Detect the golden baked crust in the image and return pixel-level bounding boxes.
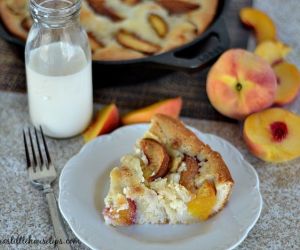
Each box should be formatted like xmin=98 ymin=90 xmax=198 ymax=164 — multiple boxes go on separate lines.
xmin=93 ymin=45 xmax=144 ymax=60
xmin=103 ymin=114 xmax=234 ymax=226
xmin=147 ymin=114 xmax=233 ymax=181
xmin=0 ymin=0 xmax=218 ymax=60
xmin=188 ymin=0 xmax=218 ymax=34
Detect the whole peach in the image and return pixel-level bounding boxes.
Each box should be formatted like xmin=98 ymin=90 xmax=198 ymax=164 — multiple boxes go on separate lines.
xmin=206 ymin=49 xmax=277 ymax=120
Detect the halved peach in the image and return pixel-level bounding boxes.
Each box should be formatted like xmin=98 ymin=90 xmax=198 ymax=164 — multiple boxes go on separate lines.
xmin=157 ymin=0 xmax=200 ymax=14
xmin=240 ymin=7 xmax=276 ymax=43
xmin=83 ymin=104 xmax=120 ymax=142
xmin=116 ymin=29 xmax=161 ymax=54
xmin=140 ymin=138 xmax=170 ymax=182
xmin=187 ymin=180 xmax=216 ymax=220
xmin=254 ymin=41 xmax=291 ymax=66
xmin=121 ymin=97 xmax=182 ymax=125
xmin=243 ymin=108 xmax=300 ymax=162
xmin=148 ymin=14 xmax=168 ymax=38
xmin=273 ymin=62 xmax=300 ymax=105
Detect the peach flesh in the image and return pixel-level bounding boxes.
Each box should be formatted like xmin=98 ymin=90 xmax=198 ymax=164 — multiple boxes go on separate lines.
xmin=273 ymin=62 xmax=300 ymax=105
xmin=254 ymin=41 xmax=291 ymax=66
xmin=83 ymin=104 xmax=119 ymax=142
xmin=121 ymin=97 xmax=182 ymax=125
xmin=240 ymin=7 xmax=276 ymax=43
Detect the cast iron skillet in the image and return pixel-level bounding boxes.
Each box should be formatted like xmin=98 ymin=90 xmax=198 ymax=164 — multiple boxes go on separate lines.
xmin=0 ymin=0 xmax=229 ymax=86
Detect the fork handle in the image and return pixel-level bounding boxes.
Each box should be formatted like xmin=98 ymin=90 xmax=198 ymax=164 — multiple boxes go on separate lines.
xmin=45 ymin=189 xmax=72 ymax=250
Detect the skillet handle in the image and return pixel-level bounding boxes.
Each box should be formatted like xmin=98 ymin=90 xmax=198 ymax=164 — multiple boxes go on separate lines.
xmin=150 ymin=17 xmax=230 ymax=70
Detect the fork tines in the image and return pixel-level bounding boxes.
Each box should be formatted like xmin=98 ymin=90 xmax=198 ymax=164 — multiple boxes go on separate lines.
xmin=23 ymin=126 xmax=51 ymax=171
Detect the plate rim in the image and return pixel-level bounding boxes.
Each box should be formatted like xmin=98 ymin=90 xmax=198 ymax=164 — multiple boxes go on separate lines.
xmin=58 ymin=123 xmax=263 ymax=250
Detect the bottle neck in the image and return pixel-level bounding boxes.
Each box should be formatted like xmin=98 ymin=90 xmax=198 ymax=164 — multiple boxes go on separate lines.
xmin=30 ymin=0 xmax=81 ymax=28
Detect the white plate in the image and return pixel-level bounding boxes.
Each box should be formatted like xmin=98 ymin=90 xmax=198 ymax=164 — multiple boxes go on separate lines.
xmin=59 ymin=124 xmax=262 ymax=250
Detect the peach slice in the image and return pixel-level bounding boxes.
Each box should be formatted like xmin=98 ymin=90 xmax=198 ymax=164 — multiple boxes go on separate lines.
xmin=87 ymin=32 xmax=104 ymax=53
xmin=206 ymin=49 xmax=277 ymax=120
xmin=121 ymin=0 xmax=140 ymax=5
xmin=6 ymin=0 xmax=27 ymax=15
xmin=87 ymin=0 xmax=123 ymax=21
xmin=140 ymin=138 xmax=170 ymax=182
xmin=121 ymin=97 xmax=182 ymax=125
xmin=148 ymin=14 xmax=168 ymax=38
xmin=273 ymin=62 xmax=300 ymax=105
xmin=243 ymin=108 xmax=300 ymax=162
xmin=83 ymin=104 xmax=119 ymax=142
xmin=103 ymin=198 xmax=136 ymax=225
xmin=21 ymin=17 xmax=32 ymax=31
xmin=162 ymin=21 xmax=197 ymax=52
xmin=157 ymin=0 xmax=200 ymax=14
xmin=254 ymin=41 xmax=292 ymax=66
xmin=179 ymin=155 xmax=199 ymax=193
xmin=116 ymin=30 xmax=161 ymax=54
xmin=187 ymin=181 xmax=216 ymax=220
xmin=240 ymin=7 xmax=276 ymax=43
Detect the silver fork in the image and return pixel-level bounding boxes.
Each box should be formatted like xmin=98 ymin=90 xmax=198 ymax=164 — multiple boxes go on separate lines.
xmin=23 ymin=127 xmax=72 ymax=250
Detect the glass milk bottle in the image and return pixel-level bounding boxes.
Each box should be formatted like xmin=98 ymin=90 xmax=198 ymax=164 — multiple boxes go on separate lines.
xmin=25 ymin=0 xmax=93 ymax=138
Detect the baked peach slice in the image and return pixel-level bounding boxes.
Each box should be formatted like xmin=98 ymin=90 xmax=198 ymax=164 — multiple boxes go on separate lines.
xmin=21 ymin=17 xmax=32 ymax=31
xmin=179 ymin=155 xmax=199 ymax=193
xmin=83 ymin=104 xmax=120 ymax=142
xmin=254 ymin=41 xmax=291 ymax=66
xmin=240 ymin=7 xmax=276 ymax=43
xmin=206 ymin=49 xmax=277 ymax=120
xmin=121 ymin=0 xmax=140 ymax=5
xmin=243 ymin=108 xmax=300 ymax=163
xmin=273 ymin=62 xmax=300 ymax=105
xmin=121 ymin=97 xmax=182 ymax=125
xmin=140 ymin=138 xmax=170 ymax=182
xmin=87 ymin=0 xmax=123 ymax=21
xmin=103 ymin=198 xmax=136 ymax=225
xmin=148 ymin=14 xmax=168 ymax=38
xmin=87 ymin=32 xmax=104 ymax=53
xmin=188 ymin=180 xmax=217 ymax=220
xmin=116 ymin=29 xmax=161 ymax=54
xmin=157 ymin=0 xmax=200 ymax=14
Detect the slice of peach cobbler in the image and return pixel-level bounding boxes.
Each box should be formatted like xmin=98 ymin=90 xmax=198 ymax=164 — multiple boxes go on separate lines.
xmin=103 ymin=114 xmax=234 ymax=225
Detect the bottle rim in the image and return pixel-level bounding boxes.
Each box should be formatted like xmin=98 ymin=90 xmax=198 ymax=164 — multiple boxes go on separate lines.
xmin=30 ymin=0 xmax=81 ymax=20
